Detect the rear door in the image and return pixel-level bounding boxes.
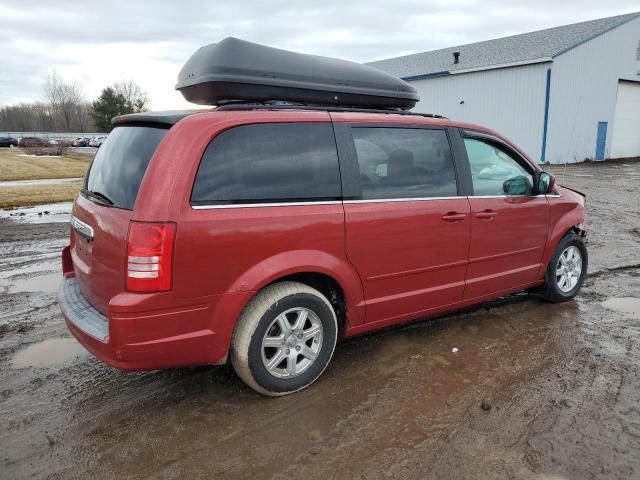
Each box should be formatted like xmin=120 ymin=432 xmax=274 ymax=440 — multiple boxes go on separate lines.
xmin=71 ymin=125 xmax=168 ymax=314
xmin=460 ymin=130 xmax=549 ymax=300
xmin=182 ymin=120 xmax=346 ymax=299
xmin=337 ymin=124 xmax=471 ymax=326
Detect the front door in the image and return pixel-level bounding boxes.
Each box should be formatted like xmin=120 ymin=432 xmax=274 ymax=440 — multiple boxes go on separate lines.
xmin=341 ymin=125 xmax=471 ymax=327
xmin=462 ymin=135 xmax=549 ymax=300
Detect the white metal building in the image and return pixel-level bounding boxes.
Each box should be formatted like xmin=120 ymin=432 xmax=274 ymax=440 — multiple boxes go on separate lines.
xmin=368 ymin=12 xmax=640 ymax=163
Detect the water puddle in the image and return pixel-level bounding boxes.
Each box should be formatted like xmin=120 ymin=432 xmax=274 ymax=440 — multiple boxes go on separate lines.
xmin=601 ymin=297 xmax=640 ymax=318
xmin=0 ymin=258 xmax=61 ymax=294
xmin=0 ymin=259 xmax=58 ymax=277
xmin=0 ymin=178 xmax=82 ymax=188
xmin=0 ymin=202 xmax=72 ymax=224
xmin=8 ymin=272 xmax=60 ymax=293
xmin=0 ymin=252 xmax=62 ymax=293
xmin=12 ymin=338 xmax=87 ymax=368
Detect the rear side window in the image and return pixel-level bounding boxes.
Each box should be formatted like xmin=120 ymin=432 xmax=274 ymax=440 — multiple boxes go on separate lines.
xmin=352 ymin=127 xmax=457 ymax=199
xmin=84 ymin=126 xmax=167 ymax=210
xmin=191 ymin=123 xmax=341 ymax=205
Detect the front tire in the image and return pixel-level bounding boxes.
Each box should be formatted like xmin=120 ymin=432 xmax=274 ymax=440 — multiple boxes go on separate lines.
xmin=541 ymin=232 xmax=588 ymax=303
xmin=230 ymin=281 xmax=338 ymax=396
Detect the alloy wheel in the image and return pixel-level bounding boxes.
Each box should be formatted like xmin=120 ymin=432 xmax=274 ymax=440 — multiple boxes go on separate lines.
xmin=556 ymin=245 xmax=582 ymax=293
xmin=261 ymin=307 xmax=323 ymax=378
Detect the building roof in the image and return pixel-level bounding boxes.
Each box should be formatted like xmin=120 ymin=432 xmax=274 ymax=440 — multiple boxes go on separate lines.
xmin=367 ymin=12 xmax=640 ymax=80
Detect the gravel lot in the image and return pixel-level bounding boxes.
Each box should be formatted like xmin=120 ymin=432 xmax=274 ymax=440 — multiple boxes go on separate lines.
xmin=0 ymin=160 xmax=639 ymax=479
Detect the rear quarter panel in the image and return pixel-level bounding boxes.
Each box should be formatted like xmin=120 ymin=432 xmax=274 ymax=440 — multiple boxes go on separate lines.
xmin=134 ymin=110 xmax=366 ymax=333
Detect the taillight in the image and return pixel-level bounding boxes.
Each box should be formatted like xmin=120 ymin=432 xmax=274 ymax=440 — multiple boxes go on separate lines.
xmin=126 ymin=222 xmax=176 ymax=292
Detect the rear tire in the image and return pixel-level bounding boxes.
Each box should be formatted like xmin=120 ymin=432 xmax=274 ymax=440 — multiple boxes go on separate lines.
xmin=541 ymin=232 xmax=588 ymax=303
xmin=230 ymin=281 xmax=338 ymax=396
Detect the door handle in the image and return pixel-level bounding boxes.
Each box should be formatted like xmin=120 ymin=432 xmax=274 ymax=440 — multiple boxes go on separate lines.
xmin=475 ymin=209 xmax=497 ymax=220
xmin=441 ymin=212 xmax=466 ymax=222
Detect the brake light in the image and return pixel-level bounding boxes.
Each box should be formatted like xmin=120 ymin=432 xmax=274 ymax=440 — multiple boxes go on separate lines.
xmin=126 ymin=222 xmax=176 ymax=292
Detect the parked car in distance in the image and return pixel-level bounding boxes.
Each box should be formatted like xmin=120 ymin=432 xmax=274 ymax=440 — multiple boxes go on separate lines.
xmin=18 ymin=137 xmax=47 ymax=147
xmin=59 ymin=107 xmax=588 ymax=396
xmin=0 ymin=136 xmax=18 ymax=147
xmin=89 ymin=136 xmax=107 ymax=147
xmin=72 ymin=137 xmax=90 ymax=147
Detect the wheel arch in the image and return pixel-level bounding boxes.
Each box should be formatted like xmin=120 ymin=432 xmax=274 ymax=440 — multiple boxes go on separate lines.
xmin=266 ymin=272 xmax=347 ymax=335
xmin=227 ymin=250 xmax=366 ymax=333
xmin=539 ymin=226 xmax=588 ymax=302
xmin=538 ymin=220 xmax=586 ymax=278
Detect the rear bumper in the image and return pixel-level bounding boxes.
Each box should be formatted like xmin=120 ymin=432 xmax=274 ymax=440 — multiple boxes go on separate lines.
xmin=59 ymin=276 xmax=109 ymax=341
xmin=58 ymin=274 xmax=250 ymax=371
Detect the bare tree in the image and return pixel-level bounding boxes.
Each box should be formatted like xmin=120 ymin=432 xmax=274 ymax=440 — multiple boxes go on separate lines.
xmin=0 ymin=101 xmax=96 ymax=133
xmin=74 ymin=103 xmax=93 ymax=133
xmin=42 ymin=71 xmax=84 ymax=131
xmin=31 ymin=102 xmax=53 ymax=131
xmin=0 ymin=103 xmax=50 ymax=131
xmin=113 ymin=80 xmax=149 ymax=112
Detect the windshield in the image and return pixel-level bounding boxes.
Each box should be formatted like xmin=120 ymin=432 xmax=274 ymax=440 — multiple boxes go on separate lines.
xmin=83 ymin=126 xmax=168 ymax=210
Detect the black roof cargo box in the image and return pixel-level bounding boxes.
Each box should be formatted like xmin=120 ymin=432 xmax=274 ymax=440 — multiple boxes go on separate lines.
xmin=176 ymin=37 xmax=419 ymax=110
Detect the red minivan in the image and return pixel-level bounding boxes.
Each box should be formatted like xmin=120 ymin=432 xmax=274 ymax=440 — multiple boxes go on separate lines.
xmin=59 ymin=105 xmax=587 ymax=395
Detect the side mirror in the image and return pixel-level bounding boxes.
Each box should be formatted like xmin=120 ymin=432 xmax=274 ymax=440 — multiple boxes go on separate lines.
xmin=537 ymin=171 xmax=556 ymax=194
xmin=503 ymin=175 xmax=531 ymax=195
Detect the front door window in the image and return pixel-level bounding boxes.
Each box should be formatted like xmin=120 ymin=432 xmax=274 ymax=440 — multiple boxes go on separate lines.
xmin=464 ymin=138 xmax=533 ymax=196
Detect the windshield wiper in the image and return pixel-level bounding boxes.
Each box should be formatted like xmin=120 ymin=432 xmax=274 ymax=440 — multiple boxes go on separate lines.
xmin=82 ymin=189 xmax=114 ymax=206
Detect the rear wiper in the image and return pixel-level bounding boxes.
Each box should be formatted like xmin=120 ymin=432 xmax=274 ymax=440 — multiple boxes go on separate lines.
xmin=82 ymin=189 xmax=114 ymax=206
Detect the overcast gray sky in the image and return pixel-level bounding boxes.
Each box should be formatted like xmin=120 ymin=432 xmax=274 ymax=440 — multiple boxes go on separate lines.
xmin=1 ymin=0 xmax=638 ymax=109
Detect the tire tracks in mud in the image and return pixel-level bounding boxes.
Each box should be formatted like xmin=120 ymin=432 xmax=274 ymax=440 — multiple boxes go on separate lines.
xmin=272 ymin=268 xmax=640 ymax=480
xmin=587 ymin=262 xmax=640 ymax=279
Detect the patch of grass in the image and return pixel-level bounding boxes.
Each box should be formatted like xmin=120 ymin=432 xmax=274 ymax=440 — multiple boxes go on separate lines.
xmin=0 ymin=148 xmax=91 ymax=181
xmin=0 ymin=181 xmax=82 ymax=209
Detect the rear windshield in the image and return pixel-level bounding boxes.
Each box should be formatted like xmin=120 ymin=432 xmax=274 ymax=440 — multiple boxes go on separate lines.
xmin=83 ymin=126 xmax=167 ymax=210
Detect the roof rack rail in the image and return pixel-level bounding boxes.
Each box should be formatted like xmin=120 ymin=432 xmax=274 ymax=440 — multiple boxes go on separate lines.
xmin=215 ymin=102 xmax=445 ymax=119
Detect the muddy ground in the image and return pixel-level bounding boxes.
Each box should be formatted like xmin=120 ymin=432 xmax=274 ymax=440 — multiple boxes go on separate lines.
xmin=1 ymin=161 xmax=639 ymax=480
